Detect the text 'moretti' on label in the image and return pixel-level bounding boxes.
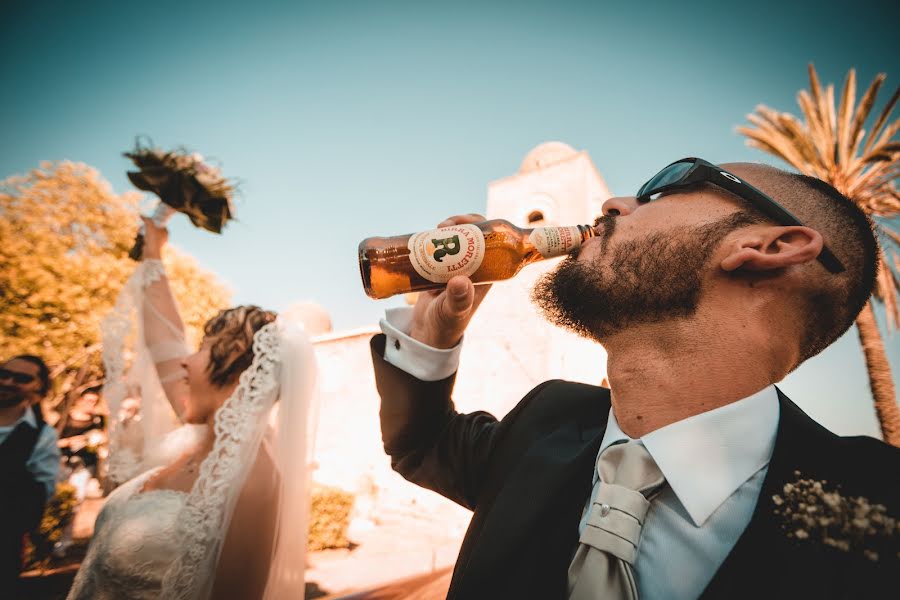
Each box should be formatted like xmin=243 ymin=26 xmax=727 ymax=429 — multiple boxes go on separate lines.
xmin=529 ymin=226 xmax=583 ymax=258
xmin=407 ymin=224 xmax=486 ymax=283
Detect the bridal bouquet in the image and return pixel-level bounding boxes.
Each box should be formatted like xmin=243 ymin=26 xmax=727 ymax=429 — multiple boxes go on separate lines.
xmin=124 ymin=139 xmax=236 ymax=259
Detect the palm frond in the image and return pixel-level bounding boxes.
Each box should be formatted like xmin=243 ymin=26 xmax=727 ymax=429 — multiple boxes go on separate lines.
xmin=779 ymin=107 xmax=831 ymax=168
xmin=797 ymin=90 xmax=834 ymax=169
xmin=848 ymin=162 xmax=898 ymax=200
xmin=779 ymin=114 xmax=829 ymax=175
xmin=849 ymin=74 xmax=886 ymax=157
xmin=752 ymin=108 xmax=817 ymax=166
xmin=879 ymin=222 xmax=900 ymax=248
xmin=740 ymin=135 xmax=791 ymax=167
xmin=872 ymin=119 xmax=900 ymax=154
xmin=863 ymin=85 xmax=900 ymax=155
xmin=846 ymin=130 xmax=870 ymax=179
xmin=893 ymin=250 xmax=900 ymax=294
xmin=826 ymin=84 xmax=838 ymax=163
xmin=868 ymin=193 xmax=900 ymax=218
xmin=861 ymin=144 xmax=900 ymax=167
xmin=808 ymin=63 xmax=826 ymax=120
xmin=837 ymin=69 xmax=857 ymax=166
xmin=742 ymin=64 xmax=898 ymax=222
xmin=738 ymin=118 xmax=811 ymax=174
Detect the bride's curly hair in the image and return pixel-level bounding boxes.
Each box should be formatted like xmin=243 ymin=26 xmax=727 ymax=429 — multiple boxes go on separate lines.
xmin=202 ymin=305 xmax=277 ymax=387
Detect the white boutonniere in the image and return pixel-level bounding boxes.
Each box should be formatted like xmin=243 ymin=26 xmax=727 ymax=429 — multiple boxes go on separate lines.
xmin=772 ymin=471 xmax=898 ymax=561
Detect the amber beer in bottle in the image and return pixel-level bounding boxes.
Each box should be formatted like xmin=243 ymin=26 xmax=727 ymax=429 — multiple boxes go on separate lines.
xmin=359 ymin=219 xmax=596 ymax=299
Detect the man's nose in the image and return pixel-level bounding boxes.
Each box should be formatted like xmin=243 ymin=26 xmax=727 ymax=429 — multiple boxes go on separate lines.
xmin=601 ymin=196 xmax=641 ymax=217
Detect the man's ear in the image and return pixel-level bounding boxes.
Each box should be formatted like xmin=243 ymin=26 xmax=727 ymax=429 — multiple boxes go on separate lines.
xmin=720 ymin=226 xmax=824 ymax=272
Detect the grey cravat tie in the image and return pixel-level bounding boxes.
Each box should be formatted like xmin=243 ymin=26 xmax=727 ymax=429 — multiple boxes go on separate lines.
xmin=567 ymin=441 xmax=665 ymax=600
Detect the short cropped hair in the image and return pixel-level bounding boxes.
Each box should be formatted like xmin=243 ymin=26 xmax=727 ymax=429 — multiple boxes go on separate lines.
xmin=731 ymin=164 xmax=879 ymax=364
xmin=202 ymin=305 xmax=278 ymax=388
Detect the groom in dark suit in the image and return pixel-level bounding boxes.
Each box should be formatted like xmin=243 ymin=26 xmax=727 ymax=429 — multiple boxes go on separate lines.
xmin=370 ymin=159 xmax=899 ymax=599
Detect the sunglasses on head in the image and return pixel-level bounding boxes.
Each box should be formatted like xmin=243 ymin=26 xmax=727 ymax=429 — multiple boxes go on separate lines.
xmin=636 ymin=157 xmax=845 ymax=274
xmin=0 ymin=368 xmax=36 ymax=385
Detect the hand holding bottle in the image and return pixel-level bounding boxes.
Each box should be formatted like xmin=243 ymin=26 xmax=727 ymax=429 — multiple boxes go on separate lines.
xmin=408 ymin=215 xmax=493 ymax=349
xmin=360 ymin=213 xmax=596 ymax=347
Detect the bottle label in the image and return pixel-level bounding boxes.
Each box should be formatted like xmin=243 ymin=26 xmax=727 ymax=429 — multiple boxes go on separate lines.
xmin=529 ymin=226 xmax=583 ymax=258
xmin=407 ymin=224 xmax=486 ymax=283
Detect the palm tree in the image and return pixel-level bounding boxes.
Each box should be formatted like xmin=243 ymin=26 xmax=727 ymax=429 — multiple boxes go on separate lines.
xmin=738 ymin=64 xmax=900 ymax=446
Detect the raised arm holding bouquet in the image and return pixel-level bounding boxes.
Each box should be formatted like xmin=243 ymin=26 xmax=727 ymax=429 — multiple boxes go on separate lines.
xmin=123 ymin=141 xmax=235 ymax=260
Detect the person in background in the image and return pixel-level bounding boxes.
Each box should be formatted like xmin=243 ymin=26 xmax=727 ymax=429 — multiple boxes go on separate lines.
xmin=60 ymin=388 xmax=107 ymax=439
xmin=0 ymin=355 xmax=60 ymax=597
xmin=59 ymin=388 xmax=108 ymax=476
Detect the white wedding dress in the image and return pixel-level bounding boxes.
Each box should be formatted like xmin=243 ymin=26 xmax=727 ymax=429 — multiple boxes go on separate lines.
xmin=67 ymin=468 xmax=183 ymax=599
xmin=66 ymin=260 xmax=318 ymax=600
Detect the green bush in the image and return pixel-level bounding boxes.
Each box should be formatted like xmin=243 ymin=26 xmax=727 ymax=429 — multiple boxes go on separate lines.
xmin=308 ymin=485 xmax=354 ymax=551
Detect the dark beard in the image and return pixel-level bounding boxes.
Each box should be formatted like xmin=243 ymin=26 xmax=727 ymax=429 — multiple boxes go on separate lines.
xmin=0 ymin=385 xmax=25 ymax=408
xmin=532 ymin=213 xmax=753 ymax=342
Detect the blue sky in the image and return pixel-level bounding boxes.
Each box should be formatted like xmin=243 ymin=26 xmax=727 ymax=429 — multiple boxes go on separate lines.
xmin=3 ymin=0 xmax=899 ymax=437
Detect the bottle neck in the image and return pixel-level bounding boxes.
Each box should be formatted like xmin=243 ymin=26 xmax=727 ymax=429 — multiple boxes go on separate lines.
xmin=575 ymin=224 xmax=596 ymax=243
xmin=526 ymin=224 xmax=595 ymax=259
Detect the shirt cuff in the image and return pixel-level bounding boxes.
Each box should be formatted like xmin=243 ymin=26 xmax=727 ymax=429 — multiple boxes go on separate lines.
xmin=379 ymin=306 xmax=462 ymax=382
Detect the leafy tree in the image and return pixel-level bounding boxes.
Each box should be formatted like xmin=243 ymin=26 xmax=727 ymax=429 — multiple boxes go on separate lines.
xmin=739 ymin=65 xmax=900 ymax=445
xmin=0 ymin=161 xmax=231 ymax=419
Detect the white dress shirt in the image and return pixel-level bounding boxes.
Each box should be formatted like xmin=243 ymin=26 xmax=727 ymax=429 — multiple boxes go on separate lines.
xmin=0 ymin=407 xmax=61 ymax=499
xmin=380 ymin=306 xmax=781 ymax=599
xmin=585 ymin=390 xmax=778 ymax=599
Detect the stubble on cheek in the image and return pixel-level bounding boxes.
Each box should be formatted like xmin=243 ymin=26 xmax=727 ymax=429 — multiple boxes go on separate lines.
xmin=592 ymin=215 xmax=617 ymax=256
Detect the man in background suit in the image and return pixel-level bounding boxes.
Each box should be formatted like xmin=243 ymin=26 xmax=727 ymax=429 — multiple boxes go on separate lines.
xmin=370 ymin=160 xmax=899 ymax=598
xmin=0 ymin=355 xmax=60 ymax=599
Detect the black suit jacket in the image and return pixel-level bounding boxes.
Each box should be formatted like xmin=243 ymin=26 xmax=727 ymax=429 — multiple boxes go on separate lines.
xmin=0 ymin=406 xmax=48 ymax=591
xmin=371 ymin=335 xmax=900 ymax=599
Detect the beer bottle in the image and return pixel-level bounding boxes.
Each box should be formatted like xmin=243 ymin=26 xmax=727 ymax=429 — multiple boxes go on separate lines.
xmin=359 ymin=219 xmax=596 ymax=299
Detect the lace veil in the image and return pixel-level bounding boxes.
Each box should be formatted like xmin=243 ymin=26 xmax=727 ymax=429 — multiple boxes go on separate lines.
xmin=102 ymin=260 xmax=201 ymax=485
xmin=159 ymin=317 xmax=317 ymax=599
xmin=102 ymin=261 xmax=318 ymax=598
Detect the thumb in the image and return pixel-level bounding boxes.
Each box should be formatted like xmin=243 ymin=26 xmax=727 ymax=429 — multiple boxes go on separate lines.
xmin=442 ymin=277 xmax=475 ymax=319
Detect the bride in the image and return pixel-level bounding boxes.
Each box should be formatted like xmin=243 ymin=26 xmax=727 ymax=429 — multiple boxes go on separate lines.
xmin=67 ymin=218 xmax=317 ymax=600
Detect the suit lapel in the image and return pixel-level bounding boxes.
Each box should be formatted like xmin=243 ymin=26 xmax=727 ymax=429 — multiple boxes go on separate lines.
xmin=701 ymin=388 xmax=845 ymax=598
xmin=454 ymin=420 xmax=605 ymax=596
